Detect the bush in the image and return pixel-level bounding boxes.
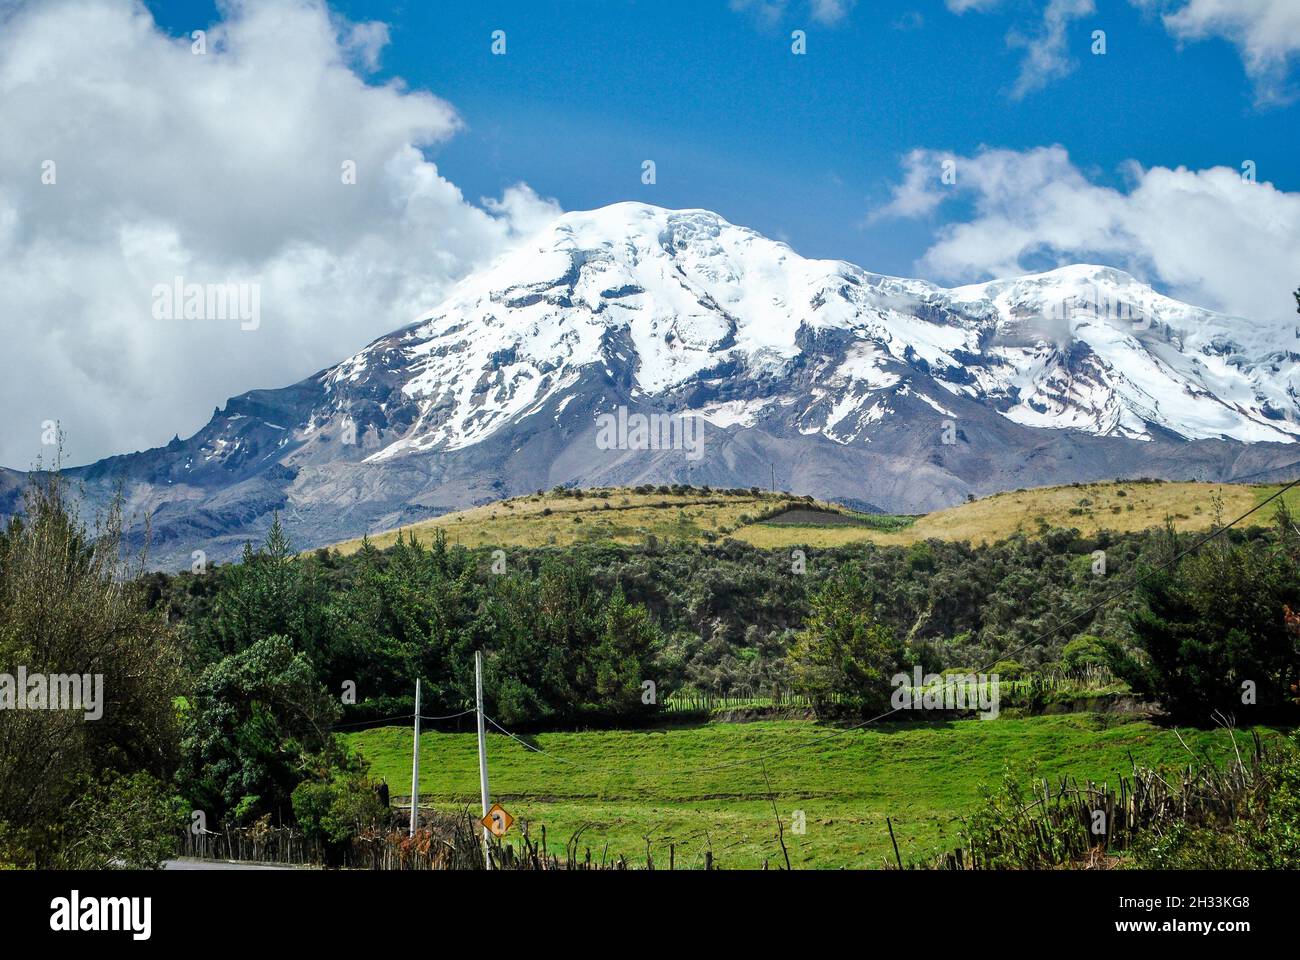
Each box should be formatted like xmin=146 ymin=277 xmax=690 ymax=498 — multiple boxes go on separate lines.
xmin=291 ymin=760 xmax=386 ymax=856
xmin=1110 ymin=526 xmax=1300 ymax=720
xmin=0 ymin=471 xmax=184 ymax=867
xmin=1060 ymin=635 xmax=1108 ymax=677
xmin=178 ymin=635 xmax=341 ymax=823
xmin=990 ymin=659 xmax=1027 ymax=682
xmin=1131 ymin=732 xmax=1300 ymax=869
xmin=56 ymin=771 xmax=187 ymax=870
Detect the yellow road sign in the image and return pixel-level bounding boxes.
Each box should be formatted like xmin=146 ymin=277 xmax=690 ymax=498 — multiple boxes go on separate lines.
xmin=481 ymin=802 xmax=514 ymax=838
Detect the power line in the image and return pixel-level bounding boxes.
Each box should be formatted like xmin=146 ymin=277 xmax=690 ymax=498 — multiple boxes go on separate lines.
xmin=419 ymin=708 xmax=476 ymax=722
xmin=485 ymin=716 xmax=582 ymax=766
xmin=330 ymin=713 xmax=411 ymax=730
xmin=330 ymin=707 xmax=475 ymax=731
xmin=1217 ymin=460 xmax=1300 ymax=485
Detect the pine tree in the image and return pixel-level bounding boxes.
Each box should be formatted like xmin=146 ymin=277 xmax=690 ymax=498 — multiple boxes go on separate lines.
xmin=788 ymin=565 xmax=903 ymax=714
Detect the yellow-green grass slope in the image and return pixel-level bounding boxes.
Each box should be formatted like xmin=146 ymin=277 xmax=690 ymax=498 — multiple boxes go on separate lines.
xmin=329 ymin=480 xmax=1300 ymax=554
xmin=331 ymin=487 xmax=804 ymax=553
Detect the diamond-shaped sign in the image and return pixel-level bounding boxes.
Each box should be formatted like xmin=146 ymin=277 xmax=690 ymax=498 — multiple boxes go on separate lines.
xmin=481 ymin=802 xmax=514 ymax=838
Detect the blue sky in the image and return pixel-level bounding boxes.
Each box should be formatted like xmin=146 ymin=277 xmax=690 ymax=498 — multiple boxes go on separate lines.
xmin=149 ymin=0 xmax=1298 ymax=278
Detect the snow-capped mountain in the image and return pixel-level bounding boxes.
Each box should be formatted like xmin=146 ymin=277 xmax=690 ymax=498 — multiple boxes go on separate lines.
xmin=313 ymin=202 xmax=1298 ymax=459
xmin=7 ymin=202 xmax=1299 ymax=567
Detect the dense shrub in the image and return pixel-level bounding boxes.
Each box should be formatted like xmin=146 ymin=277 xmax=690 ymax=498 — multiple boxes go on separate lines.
xmin=1109 ymin=514 xmax=1300 ymax=720
xmin=0 ymin=472 xmax=184 ymax=867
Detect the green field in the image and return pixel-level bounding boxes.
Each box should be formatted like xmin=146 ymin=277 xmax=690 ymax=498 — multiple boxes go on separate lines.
xmin=347 ymin=715 xmax=1272 ymax=869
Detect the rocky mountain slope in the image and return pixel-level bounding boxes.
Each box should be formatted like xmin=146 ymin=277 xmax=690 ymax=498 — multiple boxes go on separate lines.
xmin=6 ymin=202 xmax=1299 ymax=567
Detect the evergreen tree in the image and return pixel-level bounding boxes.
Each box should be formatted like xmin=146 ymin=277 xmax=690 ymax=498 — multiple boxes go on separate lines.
xmin=788 ymin=565 xmax=904 ymax=714
xmin=179 ymin=634 xmax=340 ymax=823
xmin=202 ymin=514 xmax=303 ymax=657
xmin=589 ymin=584 xmax=661 ymax=714
xmin=1112 ymin=526 xmax=1300 ymax=720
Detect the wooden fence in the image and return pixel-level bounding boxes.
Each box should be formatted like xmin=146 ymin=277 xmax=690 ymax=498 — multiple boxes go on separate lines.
xmin=177 ymin=810 xmax=658 ymax=870
xmin=178 ymin=820 xmax=326 ymax=865
xmin=659 ymin=674 xmax=1120 ymax=718
xmin=661 ymin=688 xmax=821 ymax=714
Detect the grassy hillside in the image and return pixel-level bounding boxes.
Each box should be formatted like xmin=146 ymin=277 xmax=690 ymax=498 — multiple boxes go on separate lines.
xmin=347 ymin=715 xmax=1272 ymax=870
xmin=330 ymin=479 xmax=1300 ymax=554
xmin=739 ymin=480 xmax=1300 ymax=548
xmin=331 ymin=487 xmax=808 ymax=553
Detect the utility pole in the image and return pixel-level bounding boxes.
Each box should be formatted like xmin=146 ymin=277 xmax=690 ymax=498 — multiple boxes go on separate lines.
xmin=409 ymin=678 xmax=421 ymax=836
xmin=474 ymin=650 xmax=492 ymax=870
xmin=771 ymin=463 xmax=775 ymax=493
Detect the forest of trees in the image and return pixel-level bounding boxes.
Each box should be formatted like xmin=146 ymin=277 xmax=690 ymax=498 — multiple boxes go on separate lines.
xmin=145 ymin=499 xmax=1300 ymax=725
xmin=4 ymin=464 xmax=1300 ymax=867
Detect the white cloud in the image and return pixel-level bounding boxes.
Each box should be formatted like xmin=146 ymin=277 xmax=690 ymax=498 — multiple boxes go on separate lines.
xmin=0 ymin=0 xmax=560 ymax=469
xmin=1142 ymin=0 xmax=1300 ymax=104
xmin=876 ymin=145 xmax=1300 ymax=325
xmin=729 ymin=0 xmax=854 ymax=27
xmin=943 ymin=0 xmax=1095 ymax=98
xmin=729 ymin=0 xmax=788 ymax=28
xmin=342 ymin=20 xmax=391 ymax=73
xmin=1007 ymin=0 xmax=1095 ymax=98
xmin=810 ymin=0 xmax=854 ymax=25
xmin=945 ymin=0 xmax=1002 ymax=12
xmin=955 ymin=0 xmax=1300 ymax=103
xmin=482 ymin=184 xmax=568 ymax=239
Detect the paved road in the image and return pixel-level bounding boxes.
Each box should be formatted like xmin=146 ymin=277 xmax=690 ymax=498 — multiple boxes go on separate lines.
xmin=163 ymin=857 xmax=303 ymax=870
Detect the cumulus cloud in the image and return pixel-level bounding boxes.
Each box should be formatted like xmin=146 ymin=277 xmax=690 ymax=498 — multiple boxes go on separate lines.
xmin=892 ymin=11 xmax=926 ymax=31
xmin=0 ymin=0 xmax=560 ymax=469
xmin=729 ymin=0 xmax=788 ymax=28
xmin=875 ymin=145 xmax=1300 ymax=324
xmin=1139 ymin=0 xmax=1300 ymax=104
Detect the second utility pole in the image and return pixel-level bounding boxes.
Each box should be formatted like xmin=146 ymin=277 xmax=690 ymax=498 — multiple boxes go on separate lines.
xmin=474 ymin=649 xmax=492 ymax=870
xmin=409 ymin=678 xmax=420 ymax=836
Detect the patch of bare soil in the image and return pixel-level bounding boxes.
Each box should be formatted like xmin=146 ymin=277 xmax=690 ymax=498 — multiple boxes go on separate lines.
xmin=759 ymin=507 xmax=868 ymax=527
